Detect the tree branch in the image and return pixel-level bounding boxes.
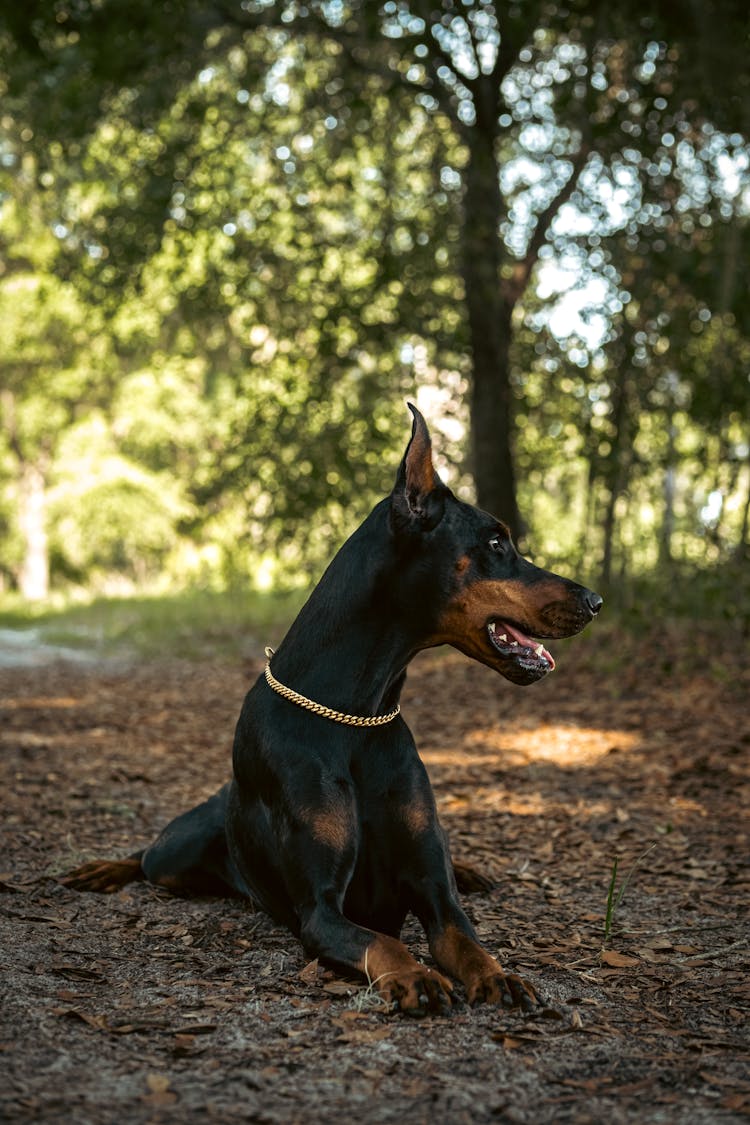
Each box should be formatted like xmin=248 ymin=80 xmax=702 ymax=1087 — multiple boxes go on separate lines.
xmin=491 ymin=2 xmax=542 ymax=87
xmin=409 ymin=0 xmax=461 ymax=72
xmin=214 ymin=0 xmax=465 ymax=120
xmin=502 ymin=142 xmax=591 ymax=307
xmin=0 ymin=389 xmax=25 ymax=463
xmin=499 ymin=0 xmax=606 ymax=306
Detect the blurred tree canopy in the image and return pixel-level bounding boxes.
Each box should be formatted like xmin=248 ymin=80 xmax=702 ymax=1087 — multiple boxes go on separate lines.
xmin=0 ymin=1 xmax=748 ymax=604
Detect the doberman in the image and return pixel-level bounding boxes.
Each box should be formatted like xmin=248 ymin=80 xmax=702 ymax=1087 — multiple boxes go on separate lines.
xmin=63 ymin=405 xmax=602 ymax=1016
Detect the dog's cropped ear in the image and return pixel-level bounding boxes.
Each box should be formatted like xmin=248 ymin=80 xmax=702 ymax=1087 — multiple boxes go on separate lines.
xmin=391 ymin=403 xmax=446 ymax=533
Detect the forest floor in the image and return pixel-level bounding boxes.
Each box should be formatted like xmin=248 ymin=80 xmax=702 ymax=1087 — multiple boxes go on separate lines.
xmin=1 ymin=620 xmax=748 ymax=1123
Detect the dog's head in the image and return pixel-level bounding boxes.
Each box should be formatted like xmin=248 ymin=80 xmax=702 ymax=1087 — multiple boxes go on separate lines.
xmin=391 ymin=404 xmax=602 ymax=685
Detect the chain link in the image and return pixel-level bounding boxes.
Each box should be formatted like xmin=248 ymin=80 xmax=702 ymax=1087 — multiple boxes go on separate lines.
xmin=263 ymin=648 xmax=400 ymax=728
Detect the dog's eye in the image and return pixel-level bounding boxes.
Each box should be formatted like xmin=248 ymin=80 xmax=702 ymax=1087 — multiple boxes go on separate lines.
xmin=489 ymin=535 xmax=505 ymax=553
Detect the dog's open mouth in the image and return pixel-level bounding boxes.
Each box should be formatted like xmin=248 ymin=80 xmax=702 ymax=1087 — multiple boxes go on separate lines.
xmin=488 ymin=621 xmax=555 ymax=675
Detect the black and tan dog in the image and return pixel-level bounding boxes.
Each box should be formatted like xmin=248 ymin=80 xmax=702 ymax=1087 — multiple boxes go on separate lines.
xmin=64 ymin=405 xmax=602 ymax=1015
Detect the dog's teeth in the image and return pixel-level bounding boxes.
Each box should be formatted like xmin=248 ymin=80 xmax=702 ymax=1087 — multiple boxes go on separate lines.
xmin=488 ymin=623 xmax=496 ymax=633
xmin=535 ymin=644 xmax=544 ymax=657
xmin=498 ymin=634 xmax=507 ymax=642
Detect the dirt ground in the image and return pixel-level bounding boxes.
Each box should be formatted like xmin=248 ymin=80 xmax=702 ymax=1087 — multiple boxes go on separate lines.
xmin=1 ymin=624 xmax=748 ymax=1124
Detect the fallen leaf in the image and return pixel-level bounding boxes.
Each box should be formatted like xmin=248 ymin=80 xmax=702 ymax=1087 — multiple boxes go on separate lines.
xmin=146 ymin=1071 xmax=169 ymax=1089
xmin=322 ymin=980 xmax=355 ymax=996
xmin=336 ymin=1027 xmax=391 ymax=1044
xmin=330 ymin=1013 xmax=367 ymax=1027
xmin=171 ymin=1035 xmax=195 ymax=1055
xmin=600 ymin=950 xmax=640 ymax=968
xmin=142 ymin=1073 xmax=177 ymax=1106
xmin=51 ymin=964 xmax=107 ymax=982
xmin=53 ymin=1008 xmax=107 ymax=1031
xmin=638 ymin=948 xmax=668 ymax=963
xmin=558 ymin=1078 xmax=613 ymax=1091
xmin=298 ymin=959 xmax=320 ymax=984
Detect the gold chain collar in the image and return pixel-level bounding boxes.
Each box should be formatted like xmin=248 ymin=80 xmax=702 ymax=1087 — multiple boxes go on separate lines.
xmin=263 ymin=648 xmax=401 ymax=728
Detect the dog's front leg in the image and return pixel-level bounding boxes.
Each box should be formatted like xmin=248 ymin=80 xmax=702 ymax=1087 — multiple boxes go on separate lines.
xmin=272 ymin=796 xmax=453 ymax=1017
xmin=428 ymin=916 xmax=539 ymax=1010
xmin=410 ymin=859 xmax=539 ymax=1010
xmin=299 ymin=901 xmax=453 ymax=1017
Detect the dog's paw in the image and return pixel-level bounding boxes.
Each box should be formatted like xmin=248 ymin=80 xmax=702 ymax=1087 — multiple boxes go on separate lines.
xmin=467 ymin=970 xmax=540 ymax=1012
xmin=380 ymin=966 xmax=454 ymax=1018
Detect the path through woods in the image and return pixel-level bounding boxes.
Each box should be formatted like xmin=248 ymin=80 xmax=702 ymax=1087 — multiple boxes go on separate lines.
xmin=1 ymin=627 xmax=748 ymax=1123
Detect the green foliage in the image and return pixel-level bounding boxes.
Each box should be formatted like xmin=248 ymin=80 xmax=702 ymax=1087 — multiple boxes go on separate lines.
xmin=0 ymin=2 xmax=747 ymax=600
xmin=602 ymin=843 xmax=659 ymax=950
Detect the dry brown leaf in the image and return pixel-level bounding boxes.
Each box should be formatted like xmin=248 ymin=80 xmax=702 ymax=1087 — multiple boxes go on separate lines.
xmin=298 ymin=959 xmax=320 ymax=983
xmin=322 ymin=980 xmax=355 ymax=996
xmin=600 ymin=950 xmax=640 ymax=968
xmin=142 ymin=1073 xmax=177 ymax=1106
xmin=721 ymin=1094 xmax=748 ymax=1111
xmin=53 ymin=1008 xmax=107 ymax=1030
xmin=638 ymin=948 xmax=668 ymax=963
xmin=336 ymin=1027 xmax=391 ymax=1044
xmin=146 ymin=1074 xmax=171 ymax=1094
xmin=330 ymin=1012 xmax=366 ymax=1027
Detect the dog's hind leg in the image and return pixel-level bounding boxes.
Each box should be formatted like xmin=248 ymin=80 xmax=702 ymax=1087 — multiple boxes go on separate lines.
xmin=62 ymin=783 xmax=241 ymax=897
xmin=451 ymin=859 xmax=494 ymax=894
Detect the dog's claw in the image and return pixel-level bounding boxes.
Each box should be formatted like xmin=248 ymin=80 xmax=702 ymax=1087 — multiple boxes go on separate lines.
xmin=381 ymin=966 xmax=453 ymax=1018
xmin=467 ymin=969 xmax=541 ymax=1012
xmin=521 ymin=991 xmax=538 ymax=1013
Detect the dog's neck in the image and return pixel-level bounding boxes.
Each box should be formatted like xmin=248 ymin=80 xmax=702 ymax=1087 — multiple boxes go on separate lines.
xmin=269 ymin=503 xmax=422 ymax=718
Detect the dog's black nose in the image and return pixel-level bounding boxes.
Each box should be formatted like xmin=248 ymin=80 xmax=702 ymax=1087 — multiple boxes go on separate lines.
xmin=584 ymin=591 xmax=603 ymax=617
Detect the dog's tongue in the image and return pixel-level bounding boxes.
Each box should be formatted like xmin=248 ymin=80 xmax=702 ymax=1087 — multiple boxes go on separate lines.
xmin=500 ymin=622 xmax=555 ymax=670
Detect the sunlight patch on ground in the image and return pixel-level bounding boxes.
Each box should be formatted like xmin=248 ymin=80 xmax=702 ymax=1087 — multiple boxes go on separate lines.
xmin=2 ymin=695 xmax=82 ymax=710
xmin=422 ymin=723 xmax=638 ymax=770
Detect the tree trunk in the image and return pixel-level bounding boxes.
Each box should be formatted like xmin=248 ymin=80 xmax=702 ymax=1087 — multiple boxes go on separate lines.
xmin=601 ymin=366 xmax=632 ymax=592
xmin=461 ymin=123 xmax=522 ymax=537
xmin=736 ymin=438 xmax=750 ymax=561
xmin=659 ymin=415 xmax=676 ymax=566
xmin=17 ymin=462 xmax=50 ymax=601
xmin=575 ymin=454 xmax=598 ymax=575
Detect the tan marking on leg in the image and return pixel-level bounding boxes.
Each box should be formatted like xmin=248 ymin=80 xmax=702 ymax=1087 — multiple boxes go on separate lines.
xmin=431 ymin=923 xmax=538 ymax=1008
xmin=303 ymin=806 xmax=354 ymax=852
xmin=399 ymin=798 xmax=432 ymax=836
xmin=60 ymin=857 xmax=143 ymax=894
xmin=431 ymin=924 xmax=500 ymax=987
xmin=357 ymin=934 xmax=453 ymax=1015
